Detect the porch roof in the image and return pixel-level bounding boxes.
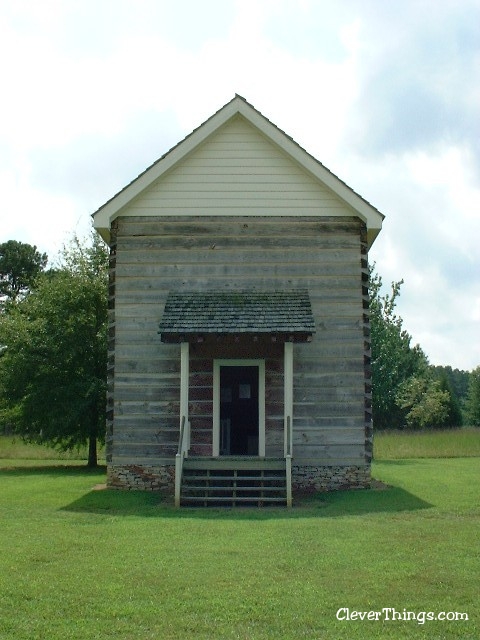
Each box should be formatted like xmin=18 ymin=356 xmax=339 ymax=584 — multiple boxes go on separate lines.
xmin=159 ymin=289 xmax=315 ymax=342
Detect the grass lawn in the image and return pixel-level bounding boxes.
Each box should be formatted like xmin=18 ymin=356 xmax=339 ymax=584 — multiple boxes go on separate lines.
xmin=374 ymin=427 xmax=480 ymax=459
xmin=0 ymin=435 xmax=105 ymax=462
xmin=0 ymin=434 xmax=478 ymax=639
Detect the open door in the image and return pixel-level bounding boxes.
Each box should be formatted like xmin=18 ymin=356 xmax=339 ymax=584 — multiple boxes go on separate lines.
xmin=220 ymin=366 xmax=259 ymax=455
xmin=213 ymin=359 xmax=265 ymax=457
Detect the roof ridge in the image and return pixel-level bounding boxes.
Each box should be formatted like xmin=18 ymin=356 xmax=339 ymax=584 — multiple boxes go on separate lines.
xmin=92 ymin=94 xmax=384 ymax=249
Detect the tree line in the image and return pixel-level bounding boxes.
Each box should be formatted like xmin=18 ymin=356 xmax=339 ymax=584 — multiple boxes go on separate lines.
xmin=369 ymin=268 xmax=478 ymax=430
xmin=1 ymin=238 xmax=479 ymax=466
xmin=0 ymin=237 xmax=108 ymax=466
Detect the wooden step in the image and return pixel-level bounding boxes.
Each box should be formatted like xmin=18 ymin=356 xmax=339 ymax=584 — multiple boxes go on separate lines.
xmin=182 ymin=473 xmax=285 ymax=481
xmin=183 ymin=457 xmax=285 ymax=471
xmin=181 ymin=495 xmax=287 ymax=504
xmin=180 ymin=461 xmax=287 ymax=507
xmin=183 ymin=484 xmax=285 ymax=492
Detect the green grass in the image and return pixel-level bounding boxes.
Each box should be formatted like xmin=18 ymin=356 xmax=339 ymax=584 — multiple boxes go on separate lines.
xmin=1 ymin=433 xmax=479 ymax=639
xmin=374 ymin=427 xmax=480 ymax=460
xmin=0 ymin=435 xmax=105 ymax=463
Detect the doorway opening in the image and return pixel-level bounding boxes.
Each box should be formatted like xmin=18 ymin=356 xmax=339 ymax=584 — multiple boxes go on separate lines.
xmin=213 ymin=359 xmax=265 ymax=457
xmin=220 ymin=366 xmax=258 ymax=455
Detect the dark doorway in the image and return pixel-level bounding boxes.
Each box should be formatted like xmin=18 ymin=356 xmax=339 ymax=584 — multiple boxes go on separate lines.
xmin=219 ymin=366 xmax=259 ymax=455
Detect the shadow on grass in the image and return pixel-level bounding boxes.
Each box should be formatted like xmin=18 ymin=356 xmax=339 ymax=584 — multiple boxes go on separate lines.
xmin=0 ymin=463 xmax=107 ymax=475
xmin=62 ymin=484 xmax=432 ymax=521
xmin=1 ymin=462 xmax=432 ymax=520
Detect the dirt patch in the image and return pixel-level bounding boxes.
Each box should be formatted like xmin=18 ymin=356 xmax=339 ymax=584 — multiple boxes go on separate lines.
xmin=370 ymin=479 xmax=391 ymax=490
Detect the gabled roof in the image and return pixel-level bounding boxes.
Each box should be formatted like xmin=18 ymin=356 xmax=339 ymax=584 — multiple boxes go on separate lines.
xmin=92 ymin=95 xmax=384 ymax=247
xmin=159 ymin=289 xmax=315 ymax=343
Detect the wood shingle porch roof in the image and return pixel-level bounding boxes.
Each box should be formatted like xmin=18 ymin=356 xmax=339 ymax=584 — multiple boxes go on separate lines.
xmin=159 ymin=289 xmax=315 ymax=342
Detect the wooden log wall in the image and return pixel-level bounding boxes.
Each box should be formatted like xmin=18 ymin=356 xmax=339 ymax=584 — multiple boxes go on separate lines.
xmin=109 ymin=215 xmax=369 ymax=468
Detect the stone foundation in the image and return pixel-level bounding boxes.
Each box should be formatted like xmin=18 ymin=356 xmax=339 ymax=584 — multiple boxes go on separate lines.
xmin=107 ymin=465 xmax=175 ymax=492
xmin=292 ymin=465 xmax=371 ymax=493
xmin=107 ymin=463 xmax=370 ymax=495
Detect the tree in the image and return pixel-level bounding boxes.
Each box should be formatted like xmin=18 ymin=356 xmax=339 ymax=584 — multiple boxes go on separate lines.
xmin=431 ymin=365 xmax=470 ymax=425
xmin=465 ymin=366 xmax=480 ymax=427
xmin=0 ymin=240 xmax=48 ymax=305
xmin=0 ymin=233 xmax=108 ymax=466
xmin=431 ymin=365 xmax=470 ymax=401
xmin=369 ymin=268 xmax=428 ymax=429
xmin=396 ymin=376 xmax=450 ymax=429
xmin=436 ymin=371 xmax=463 ymax=427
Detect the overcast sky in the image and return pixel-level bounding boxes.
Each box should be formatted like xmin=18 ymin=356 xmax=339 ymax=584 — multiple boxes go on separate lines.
xmin=1 ymin=0 xmax=479 ymax=370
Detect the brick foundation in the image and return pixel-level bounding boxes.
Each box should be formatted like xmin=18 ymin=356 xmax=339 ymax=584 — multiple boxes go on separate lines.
xmin=292 ymin=465 xmax=371 ymax=493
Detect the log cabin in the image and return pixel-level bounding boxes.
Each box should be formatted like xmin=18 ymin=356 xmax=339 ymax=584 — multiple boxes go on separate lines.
xmin=92 ymin=95 xmax=384 ymax=506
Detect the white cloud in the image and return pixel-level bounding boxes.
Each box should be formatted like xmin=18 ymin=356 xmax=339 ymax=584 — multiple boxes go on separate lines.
xmin=0 ymin=0 xmax=479 ymax=370
xmin=367 ymin=144 xmax=480 ymax=370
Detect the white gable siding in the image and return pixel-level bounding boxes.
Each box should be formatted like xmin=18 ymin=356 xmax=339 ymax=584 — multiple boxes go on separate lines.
xmin=126 ymin=116 xmax=354 ymax=218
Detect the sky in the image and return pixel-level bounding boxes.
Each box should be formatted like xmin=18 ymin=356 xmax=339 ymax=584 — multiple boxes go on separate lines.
xmin=0 ymin=0 xmax=479 ymax=371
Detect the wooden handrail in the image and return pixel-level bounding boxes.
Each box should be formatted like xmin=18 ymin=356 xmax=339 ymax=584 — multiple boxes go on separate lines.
xmin=286 ymin=415 xmax=292 ymax=457
xmin=175 ymin=416 xmax=188 ymax=507
xmin=177 ymin=415 xmax=186 ymax=455
xmin=285 ymin=415 xmax=292 ymax=507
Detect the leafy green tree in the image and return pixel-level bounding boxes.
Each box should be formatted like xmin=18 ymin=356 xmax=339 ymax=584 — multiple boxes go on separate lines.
xmin=465 ymin=366 xmax=480 ymax=426
xmin=437 ymin=371 xmax=463 ymax=427
xmin=431 ymin=365 xmax=470 ymax=424
xmin=0 ymin=234 xmax=108 ymax=466
xmin=431 ymin=365 xmax=470 ymax=401
xmin=369 ymin=268 xmax=428 ymax=429
xmin=0 ymin=240 xmax=48 ymax=305
xmin=396 ymin=376 xmax=450 ymax=429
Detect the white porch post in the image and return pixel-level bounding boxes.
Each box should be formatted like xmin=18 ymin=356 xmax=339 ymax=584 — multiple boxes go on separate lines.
xmin=175 ymin=342 xmax=190 ymax=507
xmin=180 ymin=341 xmax=190 ymax=450
xmin=284 ymin=341 xmax=293 ymax=456
xmin=284 ymin=341 xmax=293 ymax=507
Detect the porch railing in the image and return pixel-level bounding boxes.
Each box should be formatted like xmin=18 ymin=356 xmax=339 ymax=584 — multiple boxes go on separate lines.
xmin=285 ymin=415 xmax=292 ymax=508
xmin=175 ymin=415 xmax=190 ymax=507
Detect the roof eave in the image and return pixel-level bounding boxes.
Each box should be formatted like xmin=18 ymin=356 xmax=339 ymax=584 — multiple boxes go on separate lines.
xmin=92 ymin=94 xmax=385 ymax=245
xmin=92 ymin=96 xmax=246 ymax=238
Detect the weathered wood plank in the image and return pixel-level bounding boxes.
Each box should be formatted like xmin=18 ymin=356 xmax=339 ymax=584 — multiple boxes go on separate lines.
xmin=114 ymin=393 xmax=180 ymax=407
xmin=292 ymin=444 xmax=366 ymax=459
xmin=114 ymin=261 xmax=361 ymax=278
xmin=268 ymin=428 xmax=365 ymax=446
xmin=114 ymin=372 xmax=179 ymax=384
xmin=111 ymin=446 xmax=368 ymax=465
xmin=114 ymin=428 xmax=179 ymax=444
xmin=117 ymin=218 xmax=360 ymax=235
xmin=109 ymin=213 xmax=368 ymax=469
xmin=293 ymin=388 xmax=364 ymax=402
xmin=113 ymin=444 xmax=177 ymax=457
xmin=293 ymin=416 xmax=364 ymax=428
xmin=293 ymin=402 xmax=363 ymax=418
xmin=114 ymin=360 xmax=179 ymax=374
xmin=116 ymin=234 xmax=359 ymax=252
xmin=114 ymin=277 xmax=362 ymax=296
xmin=115 ymin=247 xmax=359 ymax=265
